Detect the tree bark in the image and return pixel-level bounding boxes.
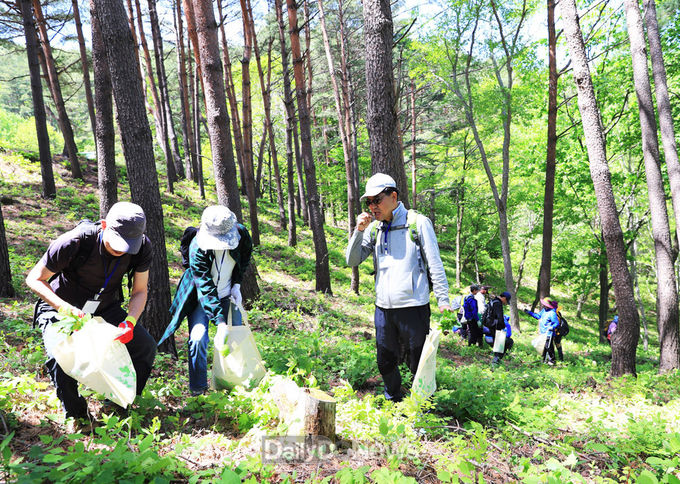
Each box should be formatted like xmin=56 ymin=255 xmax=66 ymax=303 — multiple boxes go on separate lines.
xmin=286 ymin=0 xmax=332 ymax=293
xmin=32 ymin=0 xmax=82 ymax=180
xmin=276 ymin=0 xmax=297 ymax=247
xmin=598 ymin=248 xmax=609 ymax=343
xmin=0 ymin=203 xmax=14 ymax=298
xmin=561 ymin=0 xmax=640 ymax=376
xmin=537 ymin=0 xmax=558 ymax=305
xmin=624 ymin=0 xmax=679 ymax=372
xmin=72 ymin=0 xmax=96 ymax=145
xmin=410 ymin=79 xmax=417 ymax=209
xmin=17 ymin=0 xmax=55 ymax=199
xmin=90 ymin=0 xmax=117 ymax=216
xmin=93 ymin=0 xmax=174 ymax=353
xmin=362 ymin=0 xmax=408 ymax=203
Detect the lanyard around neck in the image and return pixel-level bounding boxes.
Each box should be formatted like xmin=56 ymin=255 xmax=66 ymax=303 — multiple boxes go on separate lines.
xmin=95 ymin=233 xmax=121 ymax=299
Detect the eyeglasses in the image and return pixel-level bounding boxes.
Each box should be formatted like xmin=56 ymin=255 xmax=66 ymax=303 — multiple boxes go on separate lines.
xmin=365 ymin=192 xmax=388 ymax=208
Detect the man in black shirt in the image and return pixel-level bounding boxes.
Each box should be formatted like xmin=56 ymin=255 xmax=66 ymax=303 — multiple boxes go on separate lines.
xmin=26 ymin=202 xmax=156 ymax=421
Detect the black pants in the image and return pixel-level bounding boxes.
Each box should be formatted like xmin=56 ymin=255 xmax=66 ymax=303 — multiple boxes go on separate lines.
xmin=467 ymin=320 xmax=483 ymax=347
xmin=36 ymin=301 xmax=157 ymax=418
xmin=374 ymin=304 xmax=430 ymax=401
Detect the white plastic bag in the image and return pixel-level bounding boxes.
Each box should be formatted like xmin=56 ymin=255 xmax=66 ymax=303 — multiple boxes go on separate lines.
xmin=212 ymin=304 xmax=266 ymax=390
xmin=493 ymin=329 xmax=506 ymax=353
xmin=411 ymin=328 xmax=441 ymax=399
xmin=531 ymin=333 xmax=548 ymax=355
xmin=43 ymin=316 xmax=137 ymax=407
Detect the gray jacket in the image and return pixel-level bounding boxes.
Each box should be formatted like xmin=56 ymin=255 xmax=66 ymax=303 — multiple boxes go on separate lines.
xmin=345 ymin=202 xmax=450 ymax=309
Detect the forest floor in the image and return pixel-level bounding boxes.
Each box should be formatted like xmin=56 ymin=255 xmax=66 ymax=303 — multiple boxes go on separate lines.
xmin=1 ymin=151 xmax=680 ymax=483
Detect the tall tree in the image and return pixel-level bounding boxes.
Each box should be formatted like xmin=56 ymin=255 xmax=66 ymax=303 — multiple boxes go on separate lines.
xmin=32 ymin=0 xmax=82 ymax=180
xmin=248 ymin=0 xmax=286 ymax=230
xmin=286 ymin=0 xmax=332 ymax=293
xmin=624 ymin=0 xmax=679 ymax=372
xmin=318 ymin=0 xmax=359 ymax=293
xmin=362 ymin=0 xmax=409 ymax=202
xmin=189 ymin=0 xmax=260 ymax=301
xmin=561 ymin=0 xmax=640 ymax=377
xmin=92 ymin=0 xmax=173 ymax=351
xmin=173 ymin=0 xmax=194 ymax=180
xmin=238 ymin=0 xmax=260 ymax=245
xmin=147 ymin=0 xmax=184 ymax=180
xmin=71 ymin=0 xmax=96 ymax=142
xmin=17 ymin=0 xmax=55 ymax=199
xmin=0 ymin=202 xmax=14 ymax=298
xmin=535 ymin=0 xmax=559 ymax=305
xmin=275 ymin=0 xmax=297 ymax=247
xmin=644 ymin=0 xmax=680 ymax=257
xmin=90 ymin=0 xmax=117 ymax=216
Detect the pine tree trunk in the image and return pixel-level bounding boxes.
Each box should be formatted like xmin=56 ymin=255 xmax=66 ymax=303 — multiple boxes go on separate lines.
xmin=93 ymin=0 xmax=174 ymax=353
xmin=561 ymin=0 xmax=640 ymax=376
xmin=90 ymin=0 xmax=117 ymax=216
xmin=410 ymin=79 xmax=417 ymax=209
xmin=32 ymin=0 xmax=82 ymax=180
xmin=17 ymin=0 xmax=55 ymax=199
xmin=318 ymin=0 xmax=358 ymax=292
xmin=238 ymin=0 xmax=261 ymax=246
xmin=624 ymin=0 xmax=679 ymax=372
xmin=275 ymin=0 xmax=297 ymax=247
xmin=249 ymin=1 xmax=286 ymax=229
xmin=286 ymin=0 xmax=332 ymax=293
xmin=216 ymin=0 xmax=246 ymax=192
xmin=362 ymin=0 xmax=408 ymax=203
xmin=174 ymin=0 xmax=194 ymax=180
xmin=0 ymin=203 xmax=14 ymax=298
xmin=72 ymin=0 xmax=96 ymax=146
xmin=537 ymin=0 xmax=558 ymax=304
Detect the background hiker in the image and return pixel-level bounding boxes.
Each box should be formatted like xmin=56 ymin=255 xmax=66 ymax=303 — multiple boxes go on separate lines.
xmin=463 ymin=284 xmax=482 ymax=347
xmin=25 ymin=202 xmax=156 ymax=423
xmin=482 ymin=291 xmax=511 ymax=364
xmin=159 ymin=205 xmax=253 ymax=395
xmin=484 ymin=314 xmax=514 ymax=363
xmin=523 ymin=297 xmax=561 ymax=364
xmin=346 ymin=173 xmax=451 ymax=402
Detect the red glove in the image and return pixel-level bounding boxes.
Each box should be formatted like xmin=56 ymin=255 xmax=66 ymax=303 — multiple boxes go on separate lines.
xmin=115 ymin=320 xmax=134 ymax=344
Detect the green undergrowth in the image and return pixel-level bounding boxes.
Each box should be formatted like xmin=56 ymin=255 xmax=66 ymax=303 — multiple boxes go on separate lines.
xmin=1 ymin=152 xmax=679 ymax=482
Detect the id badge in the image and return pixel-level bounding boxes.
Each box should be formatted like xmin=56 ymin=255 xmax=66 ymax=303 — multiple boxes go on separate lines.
xmin=82 ymin=299 xmax=101 ymax=314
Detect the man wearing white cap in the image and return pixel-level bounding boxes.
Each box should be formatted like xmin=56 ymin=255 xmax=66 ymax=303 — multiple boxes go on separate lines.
xmin=346 ymin=173 xmax=451 ymax=402
xmin=160 ymin=205 xmax=253 ymax=395
xmin=26 ymin=202 xmax=157 ymax=423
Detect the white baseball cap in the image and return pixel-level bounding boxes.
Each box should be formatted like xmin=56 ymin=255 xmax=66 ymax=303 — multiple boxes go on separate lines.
xmin=360 ymin=173 xmax=397 ymax=200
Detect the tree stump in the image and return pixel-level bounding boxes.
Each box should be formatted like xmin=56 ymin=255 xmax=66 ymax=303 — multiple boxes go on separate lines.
xmin=270 ymin=377 xmax=336 ymax=440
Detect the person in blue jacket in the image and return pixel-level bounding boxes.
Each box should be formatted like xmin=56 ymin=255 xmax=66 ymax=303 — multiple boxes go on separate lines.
xmin=159 ymin=205 xmax=253 ymax=395
xmin=483 ymin=315 xmax=514 ymax=364
xmin=523 ymin=297 xmax=560 ymax=365
xmin=462 ymin=285 xmax=481 ymax=347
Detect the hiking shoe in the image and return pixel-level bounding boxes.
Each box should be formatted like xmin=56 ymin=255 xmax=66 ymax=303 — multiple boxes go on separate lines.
xmin=100 ymin=400 xmax=129 ymax=418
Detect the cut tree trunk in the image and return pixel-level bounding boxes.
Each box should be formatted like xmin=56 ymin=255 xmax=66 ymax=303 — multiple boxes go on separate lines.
xmin=271 ymin=377 xmax=336 ymax=439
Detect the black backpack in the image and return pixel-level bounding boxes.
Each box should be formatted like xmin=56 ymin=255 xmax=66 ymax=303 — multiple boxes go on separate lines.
xmin=180 ymin=226 xmax=198 ymax=269
xmin=556 ymin=310 xmax=570 ymax=337
xmin=481 ymin=298 xmax=503 ymax=330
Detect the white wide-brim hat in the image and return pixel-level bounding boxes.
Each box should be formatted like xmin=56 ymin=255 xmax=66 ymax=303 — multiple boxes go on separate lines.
xmin=195 ymin=205 xmax=240 ymax=251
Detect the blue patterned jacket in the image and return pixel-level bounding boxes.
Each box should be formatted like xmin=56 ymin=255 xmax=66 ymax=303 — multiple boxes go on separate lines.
xmin=158 ymin=224 xmax=252 ymax=345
